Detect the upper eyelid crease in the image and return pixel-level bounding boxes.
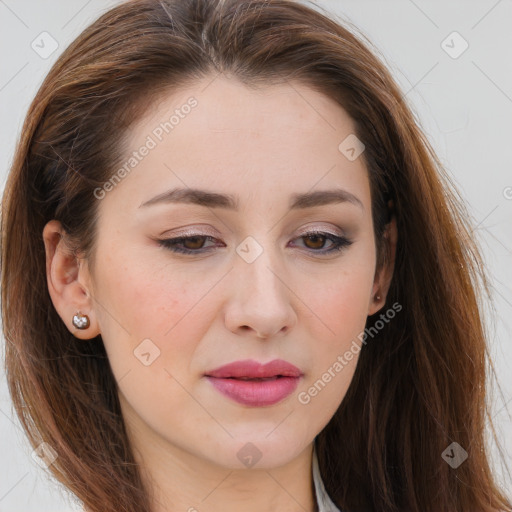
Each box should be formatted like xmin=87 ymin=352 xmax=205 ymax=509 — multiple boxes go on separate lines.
xmin=139 ymin=187 xmax=364 ymax=212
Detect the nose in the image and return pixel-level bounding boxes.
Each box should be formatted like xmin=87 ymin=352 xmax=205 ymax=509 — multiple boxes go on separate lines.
xmin=224 ymin=243 xmax=297 ymax=339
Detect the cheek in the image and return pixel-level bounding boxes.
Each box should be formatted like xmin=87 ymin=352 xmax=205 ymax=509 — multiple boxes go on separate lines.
xmin=102 ymin=242 xmax=180 ymax=321
xmin=303 ymin=274 xmax=368 ymax=382
xmin=301 ymin=256 xmax=375 ymax=345
xmin=295 ymin=248 xmax=375 ymax=414
xmin=93 ymin=251 xmax=214 ymax=424
xmin=296 ymin=281 xmax=368 ymax=428
xmin=316 ymin=275 xmax=369 ymax=327
xmin=92 ymin=243 xmax=216 ymax=376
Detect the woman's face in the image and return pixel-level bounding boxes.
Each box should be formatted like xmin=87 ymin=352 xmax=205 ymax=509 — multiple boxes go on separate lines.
xmin=50 ymin=75 xmax=393 ymax=470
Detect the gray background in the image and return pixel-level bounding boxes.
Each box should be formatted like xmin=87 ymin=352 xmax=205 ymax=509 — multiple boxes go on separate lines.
xmin=1 ymin=0 xmax=511 ymax=510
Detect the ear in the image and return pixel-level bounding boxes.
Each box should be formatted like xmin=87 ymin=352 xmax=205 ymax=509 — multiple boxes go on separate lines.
xmin=42 ymin=220 xmax=100 ymax=339
xmin=368 ymin=212 xmax=397 ymax=316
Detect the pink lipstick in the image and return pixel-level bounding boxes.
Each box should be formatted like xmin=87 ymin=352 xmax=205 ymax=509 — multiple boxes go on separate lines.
xmin=204 ymin=359 xmax=303 ymax=407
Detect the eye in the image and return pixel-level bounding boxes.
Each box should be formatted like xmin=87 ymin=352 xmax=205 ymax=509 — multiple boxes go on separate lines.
xmin=158 ymin=235 xmax=219 ymax=255
xmin=290 ymin=231 xmax=353 ymax=254
xmin=157 ymin=231 xmax=353 ymax=256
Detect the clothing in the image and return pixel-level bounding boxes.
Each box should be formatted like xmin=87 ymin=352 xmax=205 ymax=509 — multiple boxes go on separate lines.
xmin=312 ymin=444 xmax=342 ymax=512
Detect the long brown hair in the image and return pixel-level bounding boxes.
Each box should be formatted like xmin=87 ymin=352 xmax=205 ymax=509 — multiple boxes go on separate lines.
xmin=1 ymin=0 xmax=510 ymax=510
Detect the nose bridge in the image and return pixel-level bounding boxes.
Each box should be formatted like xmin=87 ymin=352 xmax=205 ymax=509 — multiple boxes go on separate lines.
xmin=236 ymin=234 xmax=285 ymax=302
xmin=225 ymin=233 xmax=296 ymax=337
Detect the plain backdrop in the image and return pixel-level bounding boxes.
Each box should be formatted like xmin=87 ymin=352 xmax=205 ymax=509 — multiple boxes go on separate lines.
xmin=0 ymin=1 xmax=511 ymax=510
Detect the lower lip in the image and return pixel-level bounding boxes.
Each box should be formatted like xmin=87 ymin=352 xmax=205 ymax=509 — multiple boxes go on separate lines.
xmin=205 ymin=376 xmax=301 ymax=406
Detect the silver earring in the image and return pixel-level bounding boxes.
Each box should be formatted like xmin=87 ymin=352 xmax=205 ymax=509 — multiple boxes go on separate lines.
xmin=375 ymin=294 xmax=381 ymax=301
xmin=72 ymin=311 xmax=90 ymax=330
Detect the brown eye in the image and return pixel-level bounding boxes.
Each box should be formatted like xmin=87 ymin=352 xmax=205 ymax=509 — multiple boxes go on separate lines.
xmin=302 ymin=233 xmax=328 ymax=250
xmin=182 ymin=236 xmax=207 ymax=250
xmin=158 ymin=235 xmax=218 ymax=254
xmin=291 ymin=231 xmax=353 ymax=255
xmin=158 ymin=232 xmax=352 ymax=257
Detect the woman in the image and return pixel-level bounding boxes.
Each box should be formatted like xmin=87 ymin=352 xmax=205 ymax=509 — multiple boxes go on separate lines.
xmin=1 ymin=0 xmax=510 ymax=511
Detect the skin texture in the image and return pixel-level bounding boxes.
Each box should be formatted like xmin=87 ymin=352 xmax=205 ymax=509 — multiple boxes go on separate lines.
xmin=43 ymin=74 xmax=397 ymax=512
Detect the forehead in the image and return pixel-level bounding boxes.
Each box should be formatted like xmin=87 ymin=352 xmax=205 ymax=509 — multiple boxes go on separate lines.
xmin=130 ymin=74 xmax=357 ymax=149
xmin=102 ymin=75 xmax=370 ymax=215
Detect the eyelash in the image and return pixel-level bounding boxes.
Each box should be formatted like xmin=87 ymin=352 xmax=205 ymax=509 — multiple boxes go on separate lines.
xmin=157 ymin=231 xmax=353 ymax=256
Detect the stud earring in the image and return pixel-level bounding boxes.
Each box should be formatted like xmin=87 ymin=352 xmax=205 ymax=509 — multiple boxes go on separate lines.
xmin=72 ymin=311 xmax=90 ymax=330
xmin=375 ymin=294 xmax=381 ymax=301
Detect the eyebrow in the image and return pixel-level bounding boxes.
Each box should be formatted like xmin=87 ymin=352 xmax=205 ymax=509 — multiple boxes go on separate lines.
xmin=139 ymin=187 xmax=364 ymax=211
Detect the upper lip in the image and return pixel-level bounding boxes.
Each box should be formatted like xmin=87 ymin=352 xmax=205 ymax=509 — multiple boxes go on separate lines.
xmin=205 ymin=359 xmax=303 ymax=379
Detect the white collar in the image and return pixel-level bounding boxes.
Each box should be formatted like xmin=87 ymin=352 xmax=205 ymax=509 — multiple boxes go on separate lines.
xmin=312 ymin=443 xmax=342 ymax=512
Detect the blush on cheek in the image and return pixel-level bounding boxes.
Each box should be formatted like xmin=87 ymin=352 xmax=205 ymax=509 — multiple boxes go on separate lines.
xmin=102 ymin=259 xmax=181 ymax=335
xmin=308 ymin=281 xmax=370 ymax=341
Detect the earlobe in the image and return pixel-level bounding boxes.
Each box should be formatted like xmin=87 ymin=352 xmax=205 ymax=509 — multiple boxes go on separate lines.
xmin=368 ymin=291 xmax=384 ymax=316
xmin=42 ymin=220 xmax=100 ymax=339
xmin=367 ymin=214 xmax=398 ymax=316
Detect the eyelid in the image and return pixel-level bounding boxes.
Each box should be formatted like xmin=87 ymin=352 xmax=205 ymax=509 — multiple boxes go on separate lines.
xmin=160 ymin=225 xmax=218 ymax=238
xmin=162 ymin=222 xmax=346 ymax=239
xmin=294 ymin=223 xmax=345 ymax=238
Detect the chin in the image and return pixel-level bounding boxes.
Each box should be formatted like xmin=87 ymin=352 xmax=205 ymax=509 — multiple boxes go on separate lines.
xmin=201 ymin=434 xmax=310 ymax=470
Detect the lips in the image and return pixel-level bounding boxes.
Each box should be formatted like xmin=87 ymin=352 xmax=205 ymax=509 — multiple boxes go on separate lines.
xmin=204 ymin=359 xmax=303 ymax=407
xmin=205 ymin=359 xmax=303 ymax=379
